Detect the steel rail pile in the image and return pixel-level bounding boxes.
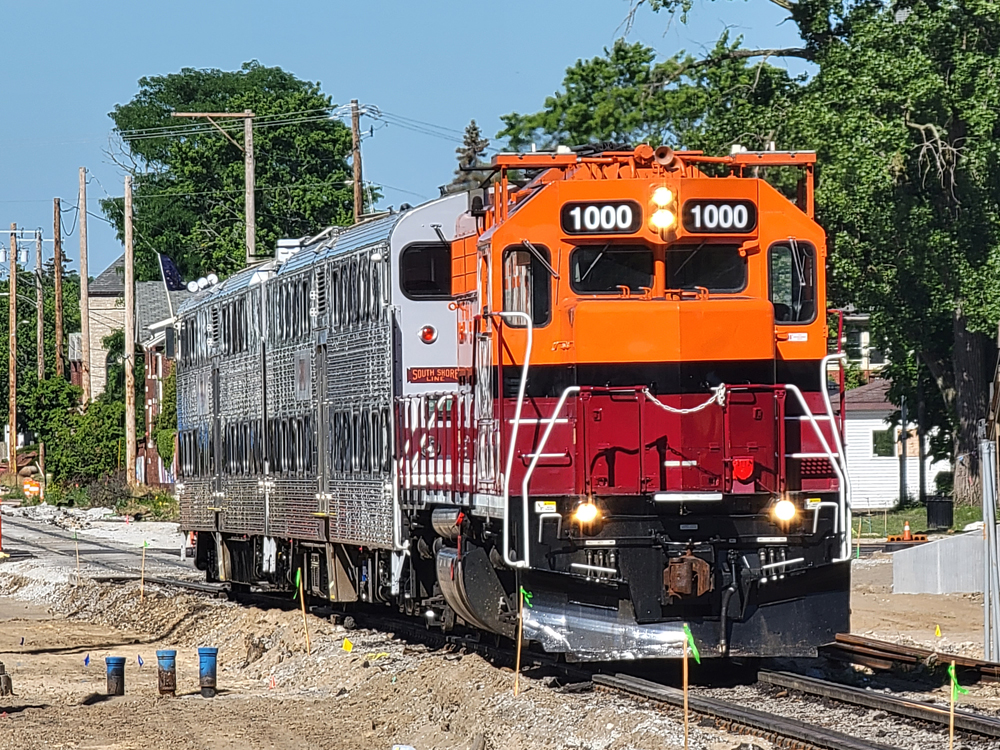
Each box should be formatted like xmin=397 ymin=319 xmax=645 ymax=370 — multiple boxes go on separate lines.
xmin=594 ymin=673 xmax=898 ymax=750
xmin=761 ymin=670 xmax=1000 ymax=739
xmin=822 ymin=634 xmax=1000 ymax=682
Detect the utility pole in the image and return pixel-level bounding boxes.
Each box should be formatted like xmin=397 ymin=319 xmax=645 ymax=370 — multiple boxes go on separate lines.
xmin=124 ymin=176 xmax=136 ymax=488
xmin=244 ymin=109 xmax=255 ymax=263
xmin=35 ymin=230 xmax=43 ymax=381
xmin=8 ymin=224 xmax=16 ymax=478
xmin=79 ymin=167 xmax=91 ymax=402
xmin=171 ymin=111 xmax=255 ymax=264
xmin=351 ymin=99 xmax=363 ymax=223
xmin=53 ymin=199 xmax=64 ymax=378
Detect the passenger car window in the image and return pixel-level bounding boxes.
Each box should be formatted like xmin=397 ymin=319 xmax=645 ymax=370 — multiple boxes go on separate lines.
xmin=769 ymin=241 xmax=816 ymax=323
xmin=502 ymin=245 xmax=551 ymax=327
xmin=570 ymin=245 xmax=653 ymax=294
xmin=400 ymin=243 xmax=451 ymax=299
xmin=667 ymin=244 xmax=747 ymax=293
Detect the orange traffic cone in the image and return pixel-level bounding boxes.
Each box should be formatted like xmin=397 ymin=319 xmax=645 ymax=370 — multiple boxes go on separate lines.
xmin=902 ymin=521 xmax=912 ymax=541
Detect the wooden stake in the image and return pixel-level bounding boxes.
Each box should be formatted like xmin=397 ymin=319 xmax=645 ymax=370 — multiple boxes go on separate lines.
xmin=514 ymin=586 xmax=525 ymax=697
xmin=34 ymin=230 xmax=43 ymax=381
xmin=683 ymin=641 xmax=690 ymax=750
xmin=75 ymin=533 xmax=80 ymax=586
xmin=950 ymin=660 xmax=956 ymax=750
xmin=298 ymin=567 xmax=311 ymax=655
xmin=139 ymin=541 xmax=146 ymax=601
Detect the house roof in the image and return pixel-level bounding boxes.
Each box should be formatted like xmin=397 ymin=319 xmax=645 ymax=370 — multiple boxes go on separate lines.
xmin=845 ymin=378 xmax=892 ymax=413
xmin=89 ymin=254 xmax=125 ymax=297
xmin=135 ymin=281 xmax=194 ymax=343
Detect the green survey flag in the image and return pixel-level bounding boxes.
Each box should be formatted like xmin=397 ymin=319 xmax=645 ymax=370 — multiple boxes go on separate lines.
xmin=682 ymin=623 xmax=701 ymax=664
xmin=293 ymin=568 xmax=302 ymax=600
xmin=948 ymin=662 xmax=969 ymax=700
xmin=519 ymin=586 xmax=533 ymax=608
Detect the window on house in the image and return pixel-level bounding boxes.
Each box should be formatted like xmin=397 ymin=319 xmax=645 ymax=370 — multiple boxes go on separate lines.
xmin=872 ymin=429 xmax=895 ymax=457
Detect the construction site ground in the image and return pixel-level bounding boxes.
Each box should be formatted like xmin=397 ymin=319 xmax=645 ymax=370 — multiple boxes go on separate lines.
xmin=0 ymin=510 xmax=996 ymax=749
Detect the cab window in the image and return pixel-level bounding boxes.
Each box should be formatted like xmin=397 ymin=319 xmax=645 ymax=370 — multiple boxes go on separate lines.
xmin=769 ymin=241 xmax=816 ymax=323
xmin=667 ymin=244 xmax=747 ymax=292
xmin=502 ymin=245 xmax=551 ymax=327
xmin=400 ymin=243 xmax=451 ymax=299
xmin=570 ymin=245 xmax=653 ymax=294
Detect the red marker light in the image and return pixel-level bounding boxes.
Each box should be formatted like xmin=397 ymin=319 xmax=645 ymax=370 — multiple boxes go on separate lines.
xmin=419 ymin=325 xmax=437 ymax=344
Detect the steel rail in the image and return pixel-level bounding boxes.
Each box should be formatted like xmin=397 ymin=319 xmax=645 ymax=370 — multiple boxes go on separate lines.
xmin=594 ymin=674 xmax=899 ymax=750
xmin=760 ymin=670 xmax=1000 ymax=739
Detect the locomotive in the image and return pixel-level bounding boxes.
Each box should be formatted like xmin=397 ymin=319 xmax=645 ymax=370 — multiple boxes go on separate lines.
xmin=176 ymin=144 xmax=851 ymax=661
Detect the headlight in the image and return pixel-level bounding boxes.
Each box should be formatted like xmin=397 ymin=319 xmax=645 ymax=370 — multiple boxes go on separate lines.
xmin=650 ymin=209 xmax=676 ymax=230
xmin=573 ymin=502 xmax=600 ymax=524
xmin=651 ymin=187 xmax=674 ymax=207
xmin=772 ymin=499 xmax=797 ymax=522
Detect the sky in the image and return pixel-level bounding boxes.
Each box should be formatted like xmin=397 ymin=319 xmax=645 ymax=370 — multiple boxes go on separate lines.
xmin=0 ymin=0 xmax=805 ymax=278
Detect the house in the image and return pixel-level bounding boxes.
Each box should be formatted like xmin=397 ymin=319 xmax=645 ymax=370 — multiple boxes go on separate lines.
xmin=86 ymin=254 xmax=126 ymax=399
xmin=134 ymin=281 xmax=193 ymax=487
xmin=845 ymin=378 xmax=950 ymax=509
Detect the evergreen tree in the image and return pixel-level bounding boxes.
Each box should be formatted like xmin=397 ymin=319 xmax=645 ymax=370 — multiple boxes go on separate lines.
xmin=448 ymin=120 xmax=492 ymax=193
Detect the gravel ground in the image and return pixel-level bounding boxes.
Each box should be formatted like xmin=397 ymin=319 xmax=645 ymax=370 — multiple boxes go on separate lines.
xmin=0 ymin=560 xmax=751 ymax=750
xmin=2 ymin=503 xmax=185 ymax=550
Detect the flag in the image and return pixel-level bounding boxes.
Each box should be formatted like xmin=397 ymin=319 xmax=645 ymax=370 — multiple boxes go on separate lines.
xmin=137 ymin=655 xmax=144 ymax=667
xmin=935 ymin=625 xmax=942 ymax=637
xmin=519 ymin=587 xmax=533 ymax=608
xmin=84 ymin=654 xmax=90 ymax=667
xmin=293 ymin=568 xmax=301 ymax=599
xmin=19 ymin=637 xmax=23 ymax=646
xmin=342 ymin=638 xmax=353 ymax=653
xmin=948 ymin=662 xmax=969 ymax=701
xmin=682 ymin=623 xmax=701 ymax=664
xmin=158 ymin=253 xmax=186 ymax=291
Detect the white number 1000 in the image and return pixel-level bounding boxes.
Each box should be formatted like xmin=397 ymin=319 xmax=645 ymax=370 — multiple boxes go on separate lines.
xmin=690 ymin=203 xmax=749 ymax=230
xmin=568 ymin=204 xmax=634 ymax=232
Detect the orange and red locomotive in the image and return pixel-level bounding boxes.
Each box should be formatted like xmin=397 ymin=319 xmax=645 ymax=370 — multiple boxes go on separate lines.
xmin=179 ymin=143 xmax=849 ymax=660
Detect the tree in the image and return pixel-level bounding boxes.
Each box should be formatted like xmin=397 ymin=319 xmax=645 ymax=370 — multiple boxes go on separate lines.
xmin=152 ymin=370 xmax=176 ymax=465
xmin=448 ymin=120 xmax=492 ymax=192
xmin=101 ymin=61 xmax=356 ymax=282
xmin=499 ymin=38 xmax=802 ymax=155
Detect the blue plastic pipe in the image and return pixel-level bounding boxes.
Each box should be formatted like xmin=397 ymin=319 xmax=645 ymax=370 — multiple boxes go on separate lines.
xmin=198 ymin=647 xmax=218 ymax=698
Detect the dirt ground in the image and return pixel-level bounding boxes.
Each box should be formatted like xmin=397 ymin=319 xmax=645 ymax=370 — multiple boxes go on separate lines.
xmin=0 ymin=554 xmax=991 ymax=750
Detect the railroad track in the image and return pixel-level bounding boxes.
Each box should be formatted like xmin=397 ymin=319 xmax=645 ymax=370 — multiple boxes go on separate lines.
xmin=595 ymin=673 xmax=899 ymax=750
xmin=761 ymin=670 xmax=1000 ymax=739
xmin=822 ymin=633 xmax=1000 ymax=682
xmin=0 ymin=514 xmax=226 ymax=596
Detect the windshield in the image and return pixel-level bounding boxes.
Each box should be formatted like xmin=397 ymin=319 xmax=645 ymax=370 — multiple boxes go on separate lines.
xmin=570 ymin=245 xmax=654 ymax=294
xmin=667 ymin=244 xmax=746 ymax=293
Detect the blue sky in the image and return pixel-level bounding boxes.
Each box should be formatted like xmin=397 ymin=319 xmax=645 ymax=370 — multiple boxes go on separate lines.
xmin=0 ymin=0 xmax=804 ymax=277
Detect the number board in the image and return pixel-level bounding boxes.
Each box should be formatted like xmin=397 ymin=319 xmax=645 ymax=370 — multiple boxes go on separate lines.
xmin=561 ymin=201 xmax=642 ymax=235
xmin=682 ymin=200 xmax=757 ymax=234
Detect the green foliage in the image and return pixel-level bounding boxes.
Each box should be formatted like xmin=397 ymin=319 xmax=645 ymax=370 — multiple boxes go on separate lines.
xmin=152 ymin=370 xmax=176 ymax=464
xmin=448 ymin=120 xmax=492 ymax=193
xmin=101 ymin=61 xmax=357 ymax=282
xmin=46 ymin=399 xmax=127 ymax=484
xmin=843 ymin=362 xmax=865 ymax=391
xmin=499 ymin=37 xmax=802 ymax=155
xmin=23 ymin=377 xmax=81 ymax=446
xmin=935 ymin=470 xmax=954 ymax=497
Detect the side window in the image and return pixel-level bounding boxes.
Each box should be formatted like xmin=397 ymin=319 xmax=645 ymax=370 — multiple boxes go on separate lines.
xmin=502 ymin=245 xmax=552 ymax=327
xmin=769 ymin=241 xmax=816 ymax=323
xmin=400 ymin=243 xmax=452 ymax=299
xmin=570 ymin=245 xmax=653 ymax=294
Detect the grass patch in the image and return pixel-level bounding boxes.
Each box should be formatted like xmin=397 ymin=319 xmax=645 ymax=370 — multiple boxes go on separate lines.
xmin=117 ymin=490 xmax=179 ymax=522
xmin=855 ymin=503 xmax=982 ymax=538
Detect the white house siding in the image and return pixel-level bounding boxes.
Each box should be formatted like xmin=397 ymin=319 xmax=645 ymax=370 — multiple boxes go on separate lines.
xmin=845 ymin=410 xmax=950 ymax=510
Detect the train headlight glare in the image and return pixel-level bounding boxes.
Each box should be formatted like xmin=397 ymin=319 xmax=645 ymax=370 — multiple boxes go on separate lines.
xmin=650 ymin=209 xmax=676 ymax=230
xmin=573 ymin=502 xmax=600 ymax=524
xmin=773 ymin=499 xmax=797 ymax=522
xmin=651 ymin=187 xmax=674 ymax=207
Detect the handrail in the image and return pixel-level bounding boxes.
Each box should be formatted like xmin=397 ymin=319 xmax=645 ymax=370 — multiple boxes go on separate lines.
xmin=521 ymin=386 xmax=580 ymax=567
xmin=820 ymin=353 xmax=852 ymax=558
xmin=490 ymin=311 xmax=532 ymax=569
xmin=785 ymin=384 xmax=850 ymax=562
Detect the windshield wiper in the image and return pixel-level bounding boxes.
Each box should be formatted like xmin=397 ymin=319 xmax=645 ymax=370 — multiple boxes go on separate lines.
xmin=521 ymin=240 xmax=560 ymax=279
xmin=579 ymin=244 xmax=610 ymax=282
